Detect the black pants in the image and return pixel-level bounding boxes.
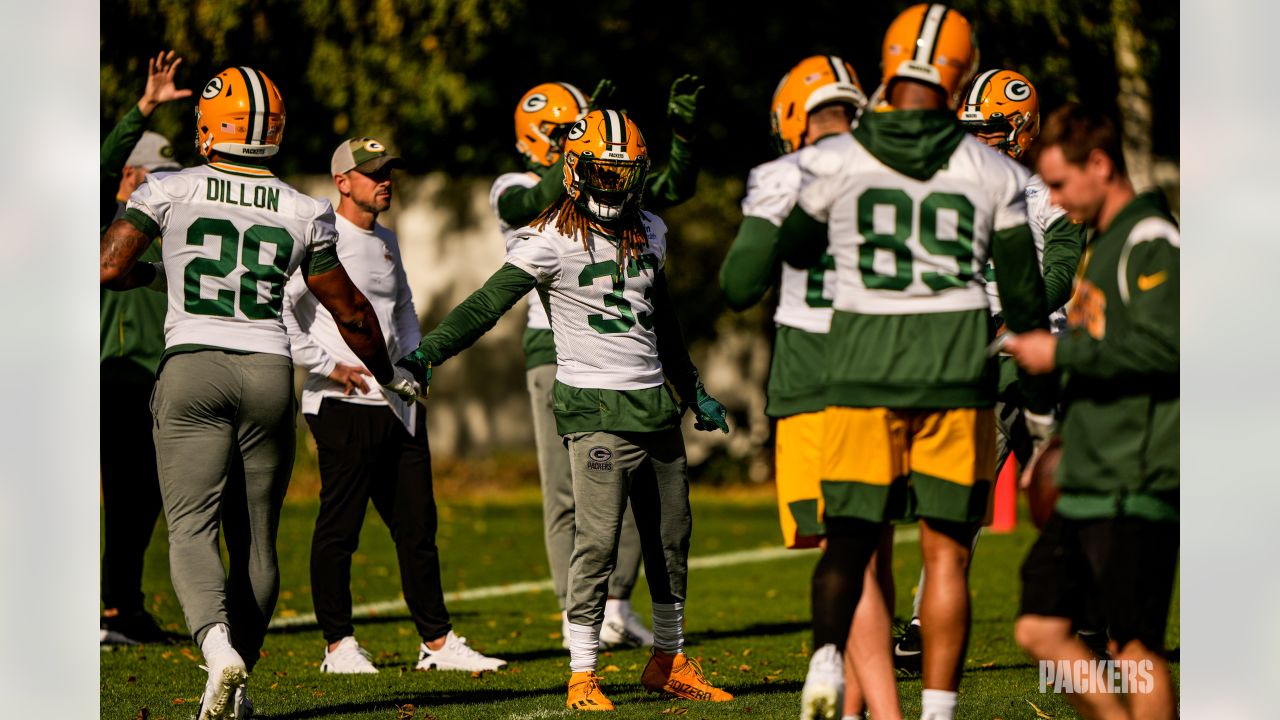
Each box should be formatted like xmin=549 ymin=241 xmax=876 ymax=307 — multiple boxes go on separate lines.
xmin=100 ymin=359 xmax=163 ymax=614
xmin=306 ymin=399 xmax=450 ymax=644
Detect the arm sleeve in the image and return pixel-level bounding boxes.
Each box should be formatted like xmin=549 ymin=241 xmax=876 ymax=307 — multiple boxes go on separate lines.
xmin=496 ymin=161 xmax=566 ymax=227
xmin=718 ymin=217 xmax=780 ymax=310
xmin=100 ymin=105 xmax=148 ymax=229
xmin=777 ymin=205 xmax=829 ymax=270
xmin=415 ymin=263 xmax=538 ymax=366
xmin=1056 ymin=235 xmax=1179 ymax=378
xmin=281 ymin=272 xmax=339 ymax=378
xmin=651 ymin=269 xmax=700 ymax=404
xmin=642 ymin=135 xmax=698 ymax=211
xmin=1041 ymin=215 xmax=1087 ymax=310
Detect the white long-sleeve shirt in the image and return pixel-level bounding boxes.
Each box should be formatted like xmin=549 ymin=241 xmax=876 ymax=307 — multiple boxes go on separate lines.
xmin=283 ymin=214 xmax=421 ymax=433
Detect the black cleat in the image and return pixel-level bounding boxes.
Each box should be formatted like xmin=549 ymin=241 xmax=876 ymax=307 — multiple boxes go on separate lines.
xmin=892 ymin=621 xmax=922 ymax=675
xmin=100 ymin=610 xmax=180 ymax=646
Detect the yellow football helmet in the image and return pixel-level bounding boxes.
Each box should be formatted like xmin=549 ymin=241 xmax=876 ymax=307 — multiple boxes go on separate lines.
xmin=957 ymin=69 xmax=1040 ymax=159
xmin=194 ymin=67 xmax=285 ymax=159
xmin=881 ymin=3 xmax=978 ymax=110
xmin=770 ymin=55 xmax=867 ymax=154
xmin=561 ymin=109 xmax=649 ymax=222
xmin=514 ymin=82 xmax=590 ymax=168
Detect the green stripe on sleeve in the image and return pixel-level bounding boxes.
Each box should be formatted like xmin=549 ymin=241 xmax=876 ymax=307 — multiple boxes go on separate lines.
xmin=121 ymin=207 xmax=160 ymax=239
xmin=304 ymin=245 xmax=342 ymax=276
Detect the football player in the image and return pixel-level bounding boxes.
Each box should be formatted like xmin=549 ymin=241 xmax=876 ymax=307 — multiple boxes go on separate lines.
xmin=490 ymin=76 xmax=704 ymax=649
xmin=1007 ymin=102 xmax=1179 ymax=720
xmin=717 ymin=55 xmax=899 ymax=720
xmin=893 ymin=67 xmax=1089 ymax=669
xmin=100 ymin=67 xmax=422 ymax=720
xmin=776 ymin=6 xmax=1055 ymax=720
xmin=401 ymin=109 xmax=733 ymax=712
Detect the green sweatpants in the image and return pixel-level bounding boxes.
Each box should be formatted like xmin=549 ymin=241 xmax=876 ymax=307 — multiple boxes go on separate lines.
xmin=564 ymin=428 xmax=691 ymax=628
xmin=151 ymin=350 xmax=295 ymax=670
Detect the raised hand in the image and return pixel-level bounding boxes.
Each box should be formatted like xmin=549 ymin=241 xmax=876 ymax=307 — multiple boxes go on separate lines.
xmin=138 ymin=49 xmax=193 ymax=116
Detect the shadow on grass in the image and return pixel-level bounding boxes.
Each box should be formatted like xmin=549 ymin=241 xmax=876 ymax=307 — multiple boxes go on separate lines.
xmin=687 ymin=620 xmax=809 ymax=643
xmin=265 ymin=609 xmax=482 ymax=636
xmin=265 ymin=686 xmax=563 ymax=719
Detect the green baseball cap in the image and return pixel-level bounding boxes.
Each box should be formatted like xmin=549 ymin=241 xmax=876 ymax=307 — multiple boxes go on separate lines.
xmin=330 ymin=136 xmax=402 ymax=176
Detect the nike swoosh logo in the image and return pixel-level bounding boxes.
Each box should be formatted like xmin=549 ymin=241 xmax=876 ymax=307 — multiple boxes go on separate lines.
xmin=1137 ymin=271 xmax=1167 ymax=291
xmin=893 ymin=645 xmax=922 ymax=658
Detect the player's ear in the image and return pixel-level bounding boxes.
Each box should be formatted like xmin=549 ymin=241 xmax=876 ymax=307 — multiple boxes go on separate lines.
xmin=334 ymin=173 xmax=350 ymax=197
xmin=1086 ymin=147 xmax=1112 ymax=182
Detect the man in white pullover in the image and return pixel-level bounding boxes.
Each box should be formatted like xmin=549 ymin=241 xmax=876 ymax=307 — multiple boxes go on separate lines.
xmin=283 ymin=137 xmax=505 ymax=674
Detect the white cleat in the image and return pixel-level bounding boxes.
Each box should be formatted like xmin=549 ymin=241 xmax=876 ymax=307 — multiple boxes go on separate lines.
xmin=800 ymin=643 xmax=844 ymax=720
xmin=600 ymin=599 xmax=654 ymax=649
xmin=231 ymin=687 xmax=253 ymax=719
xmin=415 ymin=630 xmax=507 ymax=672
xmin=196 ymin=625 xmax=248 ymax=720
xmin=320 ymin=636 xmax=379 ymax=674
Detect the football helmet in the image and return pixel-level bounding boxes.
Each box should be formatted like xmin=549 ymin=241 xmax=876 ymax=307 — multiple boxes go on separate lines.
xmin=195 ymin=67 xmax=285 ymax=159
xmin=881 ymin=3 xmax=978 ymax=110
xmin=561 ymin=109 xmax=649 ymax=223
xmin=770 ymin=55 xmax=867 ymax=154
xmin=957 ymin=69 xmax=1040 ymax=159
xmin=514 ymin=82 xmax=590 ymax=168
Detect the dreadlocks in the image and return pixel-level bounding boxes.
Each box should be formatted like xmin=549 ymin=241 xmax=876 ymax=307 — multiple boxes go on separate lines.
xmin=532 ymin=196 xmax=650 ymax=263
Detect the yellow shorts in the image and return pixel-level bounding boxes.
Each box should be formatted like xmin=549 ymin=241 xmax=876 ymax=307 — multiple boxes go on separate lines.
xmin=820 ymin=406 xmax=996 ymax=524
xmin=774 ymin=411 xmax=826 ymax=548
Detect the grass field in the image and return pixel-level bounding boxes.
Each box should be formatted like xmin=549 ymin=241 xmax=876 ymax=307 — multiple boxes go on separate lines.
xmin=101 ymin=485 xmax=1178 ymax=719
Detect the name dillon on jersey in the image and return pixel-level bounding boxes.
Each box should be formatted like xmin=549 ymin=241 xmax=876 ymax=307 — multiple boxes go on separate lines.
xmin=206 ymin=176 xmax=281 ymax=212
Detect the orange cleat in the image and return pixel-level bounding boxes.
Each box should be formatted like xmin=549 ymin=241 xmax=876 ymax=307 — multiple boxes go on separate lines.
xmin=567 ymin=671 xmax=615 ymax=711
xmin=641 ymin=650 xmax=733 ymax=702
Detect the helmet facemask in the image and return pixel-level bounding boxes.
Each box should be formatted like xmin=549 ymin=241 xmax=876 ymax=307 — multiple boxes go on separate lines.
xmin=566 ymin=154 xmax=649 ymax=223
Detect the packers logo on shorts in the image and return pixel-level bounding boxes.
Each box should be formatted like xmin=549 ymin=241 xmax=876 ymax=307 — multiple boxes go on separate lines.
xmin=587 ymin=446 xmax=613 ymax=471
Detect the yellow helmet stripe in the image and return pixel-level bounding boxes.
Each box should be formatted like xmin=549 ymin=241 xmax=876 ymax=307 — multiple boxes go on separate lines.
xmin=237 ymin=66 xmax=268 ymax=145
xmin=559 ymin=82 xmax=588 ymax=113
xmin=914 ymin=4 xmax=950 ymax=65
xmin=966 ymin=68 xmax=999 ymax=108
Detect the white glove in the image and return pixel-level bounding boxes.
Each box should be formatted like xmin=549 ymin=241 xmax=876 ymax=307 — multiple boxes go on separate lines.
xmin=381 ymin=365 xmax=426 ymax=404
xmin=1023 ymin=410 xmax=1057 ymax=445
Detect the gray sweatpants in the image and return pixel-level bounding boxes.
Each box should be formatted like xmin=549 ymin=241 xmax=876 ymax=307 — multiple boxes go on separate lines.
xmin=151 ymin=351 xmax=295 ymax=670
xmin=564 ymin=428 xmax=691 ymax=627
xmin=526 ymin=364 xmax=643 ymax=607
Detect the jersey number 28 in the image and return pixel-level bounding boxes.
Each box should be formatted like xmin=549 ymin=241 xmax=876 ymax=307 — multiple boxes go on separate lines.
xmin=184 ymin=217 xmax=293 ymax=319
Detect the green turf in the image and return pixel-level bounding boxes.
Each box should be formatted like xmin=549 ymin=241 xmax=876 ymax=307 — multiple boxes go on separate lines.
xmin=101 ymin=489 xmax=1178 ymax=719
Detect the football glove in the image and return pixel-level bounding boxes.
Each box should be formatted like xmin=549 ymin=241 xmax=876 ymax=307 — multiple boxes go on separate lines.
xmin=381 ymin=365 xmax=424 ymax=404
xmin=589 ymin=78 xmax=616 ymax=111
xmin=667 ymin=74 xmax=704 ymax=140
xmin=688 ymin=382 xmax=728 ymax=433
xmin=1023 ymin=410 xmax=1057 ymax=448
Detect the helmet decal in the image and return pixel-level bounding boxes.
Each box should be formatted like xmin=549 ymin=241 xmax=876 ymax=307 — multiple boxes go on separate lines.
xmin=521 ymin=93 xmax=548 ymax=112
xmin=567 ymin=119 xmax=587 ymax=141
xmin=1005 ymin=80 xmax=1031 ymax=102
xmin=201 ymin=77 xmax=223 ymax=100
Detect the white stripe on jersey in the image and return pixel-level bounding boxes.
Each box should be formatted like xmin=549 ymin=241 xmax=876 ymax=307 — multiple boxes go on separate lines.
xmin=915 ymin=5 xmax=949 ymax=64
xmin=239 ymin=67 xmax=267 ymax=145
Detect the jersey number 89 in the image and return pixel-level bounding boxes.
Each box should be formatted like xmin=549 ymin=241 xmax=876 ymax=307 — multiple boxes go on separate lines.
xmin=857 ymin=189 xmax=976 ymax=292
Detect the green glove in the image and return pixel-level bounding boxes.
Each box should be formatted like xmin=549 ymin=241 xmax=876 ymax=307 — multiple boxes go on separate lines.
xmin=689 ymin=382 xmax=728 ymax=433
xmin=589 ymin=78 xmax=616 ymax=111
xmin=397 ymin=349 xmax=433 ymax=392
xmin=667 ymin=74 xmax=704 ymax=140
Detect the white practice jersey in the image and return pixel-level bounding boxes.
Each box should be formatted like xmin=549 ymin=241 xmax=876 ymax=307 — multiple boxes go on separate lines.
xmin=283 ymin=215 xmax=421 ymax=432
xmin=126 ymin=162 xmax=337 ymax=356
xmin=796 ymin=133 xmax=1029 ymax=316
xmin=983 ymin=173 xmax=1070 ymax=331
xmin=489 ymin=171 xmax=552 ymax=330
xmin=741 ymin=136 xmax=851 ymax=334
xmin=505 ymin=212 xmax=669 ymax=390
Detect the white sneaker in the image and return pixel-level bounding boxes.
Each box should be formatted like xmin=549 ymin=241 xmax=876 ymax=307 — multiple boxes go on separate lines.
xmin=600 ymin=599 xmax=654 ymax=648
xmin=231 ymin=687 xmax=253 ymax=719
xmin=800 ymin=643 xmax=844 ymax=720
xmin=561 ymin=611 xmax=571 ymax=649
xmin=320 ymin=636 xmax=378 ymax=674
xmin=196 ymin=624 xmax=248 ymax=720
xmin=415 ymin=630 xmax=507 ymax=672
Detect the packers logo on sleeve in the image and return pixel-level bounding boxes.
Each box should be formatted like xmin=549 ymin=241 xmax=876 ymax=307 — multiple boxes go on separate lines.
xmin=1067 ymin=279 xmax=1107 ymax=340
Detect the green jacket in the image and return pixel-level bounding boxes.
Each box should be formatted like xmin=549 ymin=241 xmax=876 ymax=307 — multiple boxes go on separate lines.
xmin=1054 ymin=191 xmax=1179 ymax=521
xmin=100 ymin=105 xmax=166 ymax=377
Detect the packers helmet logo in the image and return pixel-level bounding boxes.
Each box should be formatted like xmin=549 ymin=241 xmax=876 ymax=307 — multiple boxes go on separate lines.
xmin=567 ymin=119 xmax=587 ymax=141
xmin=160 ymin=145 xmax=174 ymax=159
xmin=201 ymin=77 xmax=224 ymax=100
xmin=1005 ymin=80 xmax=1031 ymax=102
xmin=521 ymin=93 xmax=548 ymax=112
xmin=362 ymin=139 xmax=385 ymax=152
